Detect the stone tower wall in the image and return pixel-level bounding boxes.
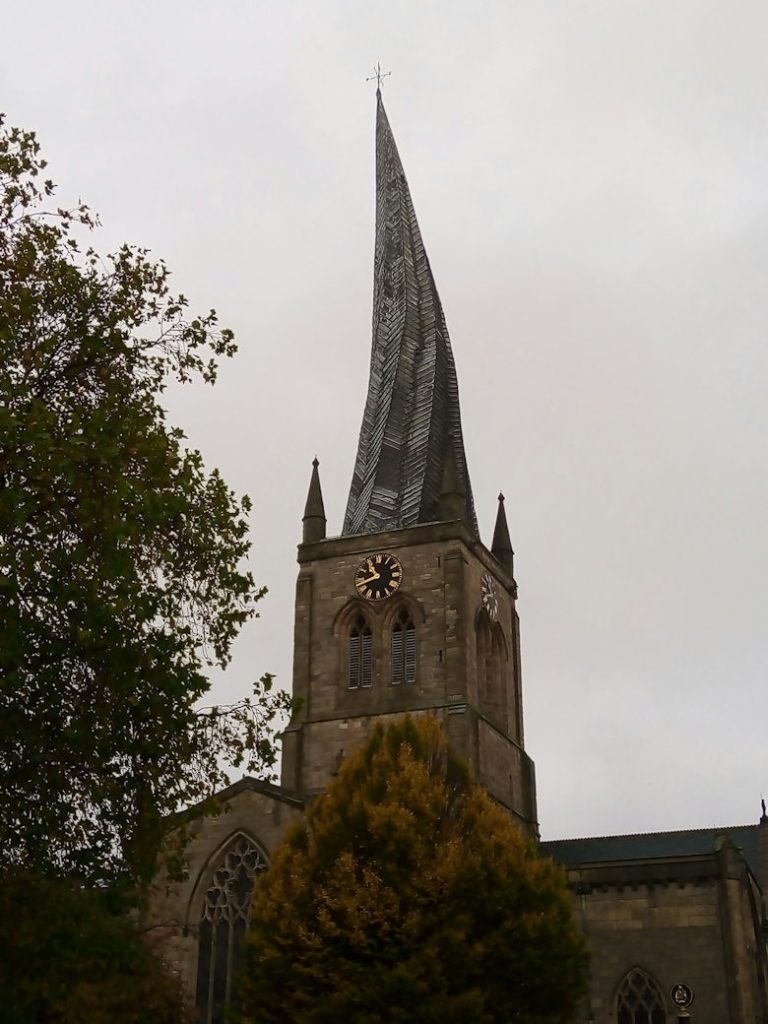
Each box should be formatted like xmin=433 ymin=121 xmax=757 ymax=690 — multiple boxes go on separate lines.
xmin=281 ymin=520 xmax=537 ymax=833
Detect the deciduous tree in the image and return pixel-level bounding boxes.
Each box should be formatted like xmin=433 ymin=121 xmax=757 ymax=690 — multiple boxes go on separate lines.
xmin=0 ymin=873 xmax=191 ymax=1024
xmin=0 ymin=114 xmax=288 ymax=890
xmin=240 ymin=716 xmax=588 ymax=1024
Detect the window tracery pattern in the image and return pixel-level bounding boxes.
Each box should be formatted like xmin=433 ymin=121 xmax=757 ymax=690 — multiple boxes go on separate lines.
xmin=391 ymin=610 xmax=416 ymax=684
xmin=348 ymin=615 xmax=373 ymax=688
xmin=616 ymin=968 xmax=667 ymax=1024
xmin=195 ymin=834 xmax=267 ymax=1024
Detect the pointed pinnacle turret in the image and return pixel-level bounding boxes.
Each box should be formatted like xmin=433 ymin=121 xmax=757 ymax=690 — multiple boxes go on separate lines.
xmin=491 ymin=492 xmax=514 ymax=576
xmin=302 ymin=457 xmax=326 ymax=543
xmin=343 ymin=91 xmax=477 ymax=538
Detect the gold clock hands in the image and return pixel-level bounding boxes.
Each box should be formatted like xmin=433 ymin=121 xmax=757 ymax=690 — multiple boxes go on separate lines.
xmin=358 ymin=558 xmax=382 ymax=586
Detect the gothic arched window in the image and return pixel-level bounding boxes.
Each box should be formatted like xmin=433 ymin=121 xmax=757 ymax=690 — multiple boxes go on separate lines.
xmin=391 ymin=610 xmax=416 ymax=684
xmin=195 ymin=834 xmax=268 ymax=1024
xmin=348 ymin=615 xmax=373 ymax=688
xmin=476 ymin=612 xmax=506 ymax=724
xmin=616 ymin=968 xmax=667 ymax=1024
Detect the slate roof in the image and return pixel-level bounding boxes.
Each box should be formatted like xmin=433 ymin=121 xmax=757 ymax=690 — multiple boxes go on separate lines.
xmin=343 ymin=91 xmax=477 ymax=538
xmin=541 ymin=824 xmax=760 ymax=878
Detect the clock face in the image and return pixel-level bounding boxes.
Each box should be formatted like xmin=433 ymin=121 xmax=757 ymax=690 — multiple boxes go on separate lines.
xmin=480 ymin=572 xmax=498 ymax=621
xmin=354 ymin=553 xmax=403 ymax=601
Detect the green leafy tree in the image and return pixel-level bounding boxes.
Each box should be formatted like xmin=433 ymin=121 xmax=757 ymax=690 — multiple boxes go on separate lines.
xmin=240 ymin=716 xmax=588 ymax=1024
xmin=0 ymin=872 xmax=191 ymax=1024
xmin=0 ymin=113 xmax=289 ymax=890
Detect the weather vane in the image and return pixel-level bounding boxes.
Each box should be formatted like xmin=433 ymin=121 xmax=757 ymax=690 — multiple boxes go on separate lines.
xmin=366 ymin=62 xmax=391 ymax=94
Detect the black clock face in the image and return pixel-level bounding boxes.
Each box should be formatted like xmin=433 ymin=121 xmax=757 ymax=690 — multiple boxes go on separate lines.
xmin=354 ymin=553 xmax=403 ymax=601
xmin=481 ymin=572 xmax=498 ymax=621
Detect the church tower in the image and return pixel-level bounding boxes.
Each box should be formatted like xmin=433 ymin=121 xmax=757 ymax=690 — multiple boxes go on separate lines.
xmin=281 ymin=91 xmax=537 ymax=834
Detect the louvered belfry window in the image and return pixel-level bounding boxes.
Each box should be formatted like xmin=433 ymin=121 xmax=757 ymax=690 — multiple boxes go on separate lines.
xmin=349 ymin=616 xmax=373 ymax=688
xmin=616 ymin=968 xmax=666 ymax=1024
xmin=391 ymin=610 xmax=416 ymax=684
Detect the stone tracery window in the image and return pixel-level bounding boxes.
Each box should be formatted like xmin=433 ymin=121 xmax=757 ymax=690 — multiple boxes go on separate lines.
xmin=391 ymin=609 xmax=416 ymax=684
xmin=616 ymin=967 xmax=667 ymax=1024
xmin=348 ymin=615 xmax=373 ymax=688
xmin=195 ymin=834 xmax=268 ymax=1024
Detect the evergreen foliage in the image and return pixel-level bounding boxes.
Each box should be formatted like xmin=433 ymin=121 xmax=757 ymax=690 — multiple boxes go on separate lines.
xmin=0 ymin=114 xmax=290 ymax=889
xmin=240 ymin=716 xmax=588 ymax=1023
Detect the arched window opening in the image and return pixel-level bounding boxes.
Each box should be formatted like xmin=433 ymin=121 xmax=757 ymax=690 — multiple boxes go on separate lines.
xmin=391 ymin=610 xmax=416 ymax=684
xmin=476 ymin=615 xmax=490 ymax=699
xmin=348 ymin=615 xmax=373 ymax=689
xmin=490 ymin=628 xmax=505 ymax=699
xmin=195 ymin=834 xmax=268 ymax=1024
xmin=476 ymin=613 xmax=505 ymax=724
xmin=616 ymin=968 xmax=667 ymax=1024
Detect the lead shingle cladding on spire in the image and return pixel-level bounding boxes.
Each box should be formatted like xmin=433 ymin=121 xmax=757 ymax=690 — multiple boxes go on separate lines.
xmin=342 ymin=92 xmax=478 ymax=538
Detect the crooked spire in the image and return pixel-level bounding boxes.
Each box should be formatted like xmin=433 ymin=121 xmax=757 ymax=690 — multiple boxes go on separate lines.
xmin=438 ymin=439 xmax=466 ymax=523
xmin=342 ymin=92 xmax=477 ymax=537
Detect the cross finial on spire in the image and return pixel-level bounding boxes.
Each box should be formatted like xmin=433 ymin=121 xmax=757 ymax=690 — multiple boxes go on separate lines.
xmin=366 ymin=62 xmax=391 ymax=96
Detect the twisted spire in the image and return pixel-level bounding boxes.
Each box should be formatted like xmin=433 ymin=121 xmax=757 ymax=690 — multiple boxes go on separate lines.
xmin=342 ymin=93 xmax=477 ymax=537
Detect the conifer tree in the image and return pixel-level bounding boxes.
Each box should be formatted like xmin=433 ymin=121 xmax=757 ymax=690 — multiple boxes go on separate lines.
xmin=240 ymin=716 xmax=588 ymax=1024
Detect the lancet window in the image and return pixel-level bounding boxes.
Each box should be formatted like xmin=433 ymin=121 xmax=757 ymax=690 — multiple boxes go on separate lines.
xmin=616 ymin=968 xmax=667 ymax=1024
xmin=195 ymin=834 xmax=268 ymax=1024
xmin=348 ymin=615 xmax=373 ymax=688
xmin=476 ymin=612 xmax=506 ymax=724
xmin=391 ymin=609 xmax=416 ymax=684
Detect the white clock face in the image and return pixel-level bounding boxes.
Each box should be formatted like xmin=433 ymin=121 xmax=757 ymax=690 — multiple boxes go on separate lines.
xmin=481 ymin=572 xmax=498 ymax=621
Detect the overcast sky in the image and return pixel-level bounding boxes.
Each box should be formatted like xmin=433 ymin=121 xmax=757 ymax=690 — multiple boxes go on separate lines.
xmin=5 ymin=1 xmax=767 ymax=841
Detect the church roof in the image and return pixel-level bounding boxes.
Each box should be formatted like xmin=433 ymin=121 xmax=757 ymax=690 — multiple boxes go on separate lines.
xmin=343 ymin=91 xmax=478 ymax=538
xmin=541 ymin=824 xmax=760 ymax=878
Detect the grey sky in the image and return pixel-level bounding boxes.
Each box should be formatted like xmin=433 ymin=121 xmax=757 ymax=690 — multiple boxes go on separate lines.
xmin=4 ymin=1 xmax=767 ymax=840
